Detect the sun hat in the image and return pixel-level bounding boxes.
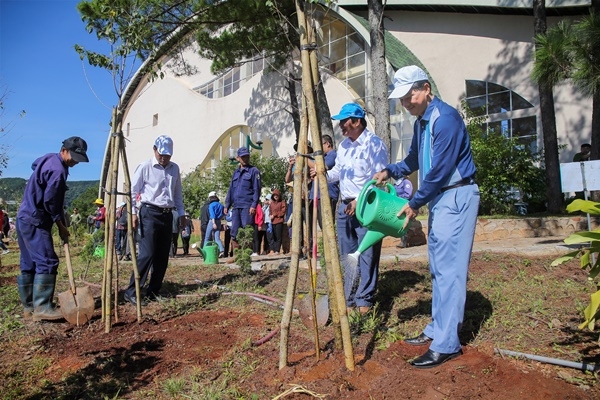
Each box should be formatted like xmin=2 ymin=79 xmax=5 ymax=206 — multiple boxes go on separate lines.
xmin=94 ymin=198 xmax=104 ymax=206
xmin=62 ymin=136 xmax=89 ymax=163
xmin=331 ymin=103 xmax=365 ymax=120
xmin=388 ymin=65 xmax=429 ymax=99
xmin=154 ymin=135 xmax=173 ymax=156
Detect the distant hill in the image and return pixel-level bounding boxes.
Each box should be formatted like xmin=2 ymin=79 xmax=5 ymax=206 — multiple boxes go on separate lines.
xmin=0 ymin=178 xmax=99 ymax=211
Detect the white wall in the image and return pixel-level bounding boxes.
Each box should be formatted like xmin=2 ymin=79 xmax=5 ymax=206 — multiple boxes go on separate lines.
xmin=384 ymin=10 xmax=592 ymax=161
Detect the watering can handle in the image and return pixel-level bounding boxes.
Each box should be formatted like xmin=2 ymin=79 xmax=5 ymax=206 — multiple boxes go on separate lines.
xmin=356 ymin=180 xmax=396 ymax=215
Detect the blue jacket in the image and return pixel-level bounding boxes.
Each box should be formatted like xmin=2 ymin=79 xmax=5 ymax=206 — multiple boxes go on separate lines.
xmin=386 ymin=96 xmax=476 ymax=209
xmin=208 ymin=200 xmax=224 ymax=220
xmin=17 ymin=153 xmax=68 ymax=229
xmin=225 ymin=164 xmax=261 ymax=209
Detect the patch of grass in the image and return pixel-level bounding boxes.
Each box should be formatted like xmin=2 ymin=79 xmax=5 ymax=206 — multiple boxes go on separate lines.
xmin=0 ymin=354 xmax=53 ymax=400
xmin=161 ymin=376 xmax=186 ymax=397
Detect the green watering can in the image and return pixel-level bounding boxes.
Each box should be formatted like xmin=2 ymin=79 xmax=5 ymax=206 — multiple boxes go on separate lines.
xmin=348 ymin=180 xmax=411 ymax=262
xmin=197 ymin=241 xmax=219 ymax=264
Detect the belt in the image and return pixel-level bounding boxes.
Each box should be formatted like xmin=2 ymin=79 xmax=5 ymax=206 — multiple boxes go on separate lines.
xmin=142 ymin=203 xmax=173 ymax=214
xmin=441 ymin=178 xmax=475 ymax=193
xmin=342 ymin=198 xmax=355 ymax=204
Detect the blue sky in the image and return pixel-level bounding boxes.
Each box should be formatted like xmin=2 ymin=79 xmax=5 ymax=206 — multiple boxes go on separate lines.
xmin=1 ymin=0 xmax=119 ymax=181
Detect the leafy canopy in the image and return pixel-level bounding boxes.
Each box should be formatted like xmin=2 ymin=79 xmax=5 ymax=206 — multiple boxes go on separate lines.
xmin=533 ymin=10 xmax=600 ymax=97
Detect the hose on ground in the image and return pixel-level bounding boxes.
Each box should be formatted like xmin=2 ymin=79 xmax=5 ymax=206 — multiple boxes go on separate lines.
xmin=494 ymin=348 xmax=599 ymax=372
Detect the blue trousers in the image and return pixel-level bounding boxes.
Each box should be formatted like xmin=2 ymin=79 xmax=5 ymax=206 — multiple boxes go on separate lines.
xmin=337 ymin=202 xmax=382 ymax=308
xmin=422 ymin=184 xmax=480 ymax=354
xmin=17 ymin=219 xmax=58 ymax=275
xmin=230 ymin=207 xmax=254 ymax=242
xmin=125 ymin=204 xmax=172 ymax=297
xmin=204 ymin=223 xmax=224 ymax=252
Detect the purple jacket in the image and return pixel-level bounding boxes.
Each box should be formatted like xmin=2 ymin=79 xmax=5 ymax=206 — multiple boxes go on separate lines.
xmin=17 ymin=153 xmax=68 ymax=229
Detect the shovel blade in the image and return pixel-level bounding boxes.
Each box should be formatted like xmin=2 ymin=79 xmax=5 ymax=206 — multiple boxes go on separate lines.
xmin=58 ymin=285 xmax=95 ymax=326
xmin=298 ymin=293 xmax=329 ymax=328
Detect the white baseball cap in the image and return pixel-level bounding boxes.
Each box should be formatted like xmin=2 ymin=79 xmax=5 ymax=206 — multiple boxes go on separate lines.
xmin=389 ymin=65 xmax=429 ymax=99
xmin=154 ymin=135 xmax=173 ymax=156
xmin=208 ymin=191 xmax=216 ymax=198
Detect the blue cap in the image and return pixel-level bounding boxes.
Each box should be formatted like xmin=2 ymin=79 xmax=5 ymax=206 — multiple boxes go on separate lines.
xmin=331 ymin=103 xmax=365 ymax=120
xmin=237 ymin=147 xmax=250 ymax=157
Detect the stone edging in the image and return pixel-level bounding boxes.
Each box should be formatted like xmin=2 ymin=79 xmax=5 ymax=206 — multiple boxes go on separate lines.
xmin=384 ymin=216 xmax=600 ymax=246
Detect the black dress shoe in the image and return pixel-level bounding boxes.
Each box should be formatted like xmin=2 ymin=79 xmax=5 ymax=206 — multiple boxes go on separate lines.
xmin=404 ymin=333 xmax=433 ymax=346
xmin=123 ymin=293 xmax=147 ymax=307
xmin=410 ymin=349 xmax=462 ymax=369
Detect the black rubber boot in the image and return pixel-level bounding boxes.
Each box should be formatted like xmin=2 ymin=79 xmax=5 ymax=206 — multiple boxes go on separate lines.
xmin=32 ymin=274 xmax=64 ymax=322
xmin=17 ymin=273 xmax=34 ymax=318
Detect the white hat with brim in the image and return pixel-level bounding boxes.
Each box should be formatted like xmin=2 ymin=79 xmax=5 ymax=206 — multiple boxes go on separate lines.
xmin=154 ymin=135 xmax=174 ymax=156
xmin=389 ymin=65 xmax=429 ymax=99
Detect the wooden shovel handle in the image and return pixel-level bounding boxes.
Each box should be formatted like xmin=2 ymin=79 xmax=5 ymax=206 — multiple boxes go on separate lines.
xmin=63 ymin=243 xmax=77 ymax=295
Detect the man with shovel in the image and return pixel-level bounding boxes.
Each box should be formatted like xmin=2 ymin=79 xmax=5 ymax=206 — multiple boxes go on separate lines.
xmin=16 ymin=136 xmax=89 ymax=321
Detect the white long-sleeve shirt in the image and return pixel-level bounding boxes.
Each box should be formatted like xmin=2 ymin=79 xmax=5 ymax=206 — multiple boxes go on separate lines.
xmin=131 ymin=157 xmax=185 ymax=216
xmin=327 ymin=128 xmax=389 ymax=200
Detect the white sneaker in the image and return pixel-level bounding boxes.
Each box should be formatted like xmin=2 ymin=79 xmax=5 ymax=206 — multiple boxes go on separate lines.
xmin=2 ymin=250 xmax=9 ymax=255
xmin=251 ymin=253 xmax=258 ymax=257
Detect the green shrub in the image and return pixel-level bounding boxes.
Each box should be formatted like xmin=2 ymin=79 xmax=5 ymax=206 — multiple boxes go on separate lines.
xmin=234 ymin=226 xmax=254 ymax=274
xmin=463 ymin=102 xmax=547 ymax=215
xmin=182 ymin=153 xmax=288 ymax=219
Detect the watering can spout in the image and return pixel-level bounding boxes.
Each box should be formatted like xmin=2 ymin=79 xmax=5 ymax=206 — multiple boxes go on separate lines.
xmin=357 ymin=230 xmax=386 ymax=254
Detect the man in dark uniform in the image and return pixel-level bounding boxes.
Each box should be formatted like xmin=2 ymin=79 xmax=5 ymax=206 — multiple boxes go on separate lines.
xmin=16 ymin=136 xmax=89 ymax=321
xmin=224 ymin=147 xmax=261 ymax=250
xmin=123 ymin=135 xmax=185 ymax=306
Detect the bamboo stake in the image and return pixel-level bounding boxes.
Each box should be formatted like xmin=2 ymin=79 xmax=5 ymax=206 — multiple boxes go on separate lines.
xmin=104 ymin=117 xmax=121 ymax=333
xmin=306 ymin=11 xmax=342 ymax=349
xmin=279 ymin=83 xmax=311 ymax=371
xmin=296 ymin=0 xmax=354 ymax=370
xmin=119 ymin=142 xmax=142 ymax=322
xmin=300 ymin=94 xmax=321 ymax=360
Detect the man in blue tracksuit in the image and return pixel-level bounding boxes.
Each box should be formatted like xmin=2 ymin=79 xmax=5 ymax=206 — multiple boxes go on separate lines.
xmin=224 ymin=147 xmax=261 ymax=250
xmin=374 ymin=65 xmax=480 ymax=369
xmin=17 ymin=136 xmax=89 ymax=321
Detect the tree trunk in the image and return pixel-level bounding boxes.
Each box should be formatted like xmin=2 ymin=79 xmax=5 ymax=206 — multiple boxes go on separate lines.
xmin=591 ymin=0 xmax=600 ymax=163
xmin=534 ymin=0 xmax=564 ymax=213
xmin=286 ymin=71 xmax=301 ymax=141
xmin=368 ymin=0 xmax=391 ymax=161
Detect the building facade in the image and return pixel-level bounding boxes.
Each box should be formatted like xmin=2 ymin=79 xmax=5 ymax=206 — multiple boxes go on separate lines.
xmin=117 ymin=0 xmax=593 ymax=186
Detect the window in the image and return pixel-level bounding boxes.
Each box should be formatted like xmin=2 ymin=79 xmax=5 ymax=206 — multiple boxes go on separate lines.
xmin=315 ymin=10 xmax=369 ymax=104
xmin=465 ymin=80 xmax=537 ymax=151
xmin=194 ymin=59 xmax=265 ymax=99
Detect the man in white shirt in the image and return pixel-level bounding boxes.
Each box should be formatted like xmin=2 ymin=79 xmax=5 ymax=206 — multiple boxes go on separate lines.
xmin=323 ymin=103 xmax=389 ymax=314
xmin=123 ymin=135 xmax=186 ymax=306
